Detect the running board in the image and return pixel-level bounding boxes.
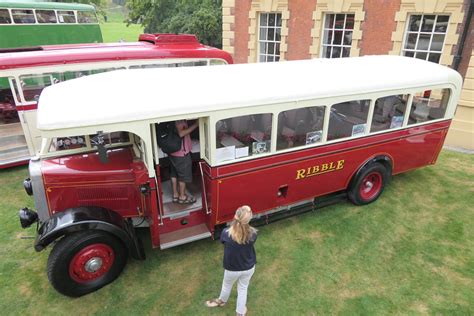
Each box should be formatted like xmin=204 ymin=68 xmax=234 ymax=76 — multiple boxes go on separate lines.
xmin=159 ymin=223 xmax=211 ymax=250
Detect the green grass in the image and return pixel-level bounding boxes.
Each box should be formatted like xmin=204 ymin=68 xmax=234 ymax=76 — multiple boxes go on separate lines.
xmin=99 ymin=3 xmax=144 ymax=43
xmin=0 ymin=150 xmax=473 ymax=315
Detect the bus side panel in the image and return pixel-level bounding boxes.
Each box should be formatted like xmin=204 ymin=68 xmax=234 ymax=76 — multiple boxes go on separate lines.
xmin=212 ymin=121 xmax=451 ymax=223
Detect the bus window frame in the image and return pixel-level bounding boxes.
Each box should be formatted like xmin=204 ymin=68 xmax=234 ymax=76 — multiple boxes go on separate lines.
xmin=10 ymin=8 xmax=37 ymax=24
xmin=35 ymin=9 xmax=58 ymax=24
xmin=206 ymin=84 xmax=454 ymax=166
xmin=0 ymin=8 xmax=12 ymax=24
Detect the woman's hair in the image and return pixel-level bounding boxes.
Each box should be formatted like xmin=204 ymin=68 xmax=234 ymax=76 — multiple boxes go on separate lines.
xmin=228 ymin=205 xmax=257 ymax=244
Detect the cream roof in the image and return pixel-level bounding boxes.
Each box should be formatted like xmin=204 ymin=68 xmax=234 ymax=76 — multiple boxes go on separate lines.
xmin=37 ymin=55 xmax=462 ymax=131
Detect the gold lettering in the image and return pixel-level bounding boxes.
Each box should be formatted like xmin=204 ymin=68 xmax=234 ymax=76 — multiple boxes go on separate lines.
xmin=321 ymin=163 xmax=328 ymax=172
xmin=311 ymin=165 xmax=320 ymax=174
xmin=336 ymin=160 xmax=345 ymax=169
xmin=328 ymin=162 xmax=335 ymax=170
xmin=296 ymin=169 xmax=306 ymax=180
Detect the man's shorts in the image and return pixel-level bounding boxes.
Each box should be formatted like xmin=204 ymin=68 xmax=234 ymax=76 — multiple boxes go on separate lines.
xmin=169 ymin=153 xmax=192 ymax=183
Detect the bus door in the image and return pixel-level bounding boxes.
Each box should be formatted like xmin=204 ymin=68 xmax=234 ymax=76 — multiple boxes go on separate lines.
xmin=0 ymin=77 xmax=28 ymax=168
xmin=152 ymin=119 xmax=211 ymax=250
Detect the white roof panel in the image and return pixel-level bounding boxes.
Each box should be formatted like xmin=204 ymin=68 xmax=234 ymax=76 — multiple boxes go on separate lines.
xmin=37 ymin=55 xmax=462 ymax=131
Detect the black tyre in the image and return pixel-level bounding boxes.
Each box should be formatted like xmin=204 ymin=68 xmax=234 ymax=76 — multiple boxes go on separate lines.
xmin=348 ymin=163 xmax=388 ymax=205
xmin=47 ymin=230 xmax=127 ymax=297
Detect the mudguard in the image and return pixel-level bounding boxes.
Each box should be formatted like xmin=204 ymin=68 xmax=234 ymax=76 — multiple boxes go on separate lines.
xmin=34 ymin=207 xmax=145 ymax=260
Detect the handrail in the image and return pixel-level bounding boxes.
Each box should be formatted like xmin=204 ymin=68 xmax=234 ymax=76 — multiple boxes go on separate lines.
xmin=198 ymin=161 xmax=210 ymax=215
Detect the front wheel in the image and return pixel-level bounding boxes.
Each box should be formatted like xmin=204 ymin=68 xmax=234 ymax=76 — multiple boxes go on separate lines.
xmin=47 ymin=230 xmax=127 ymax=297
xmin=348 ymin=163 xmax=388 ymax=205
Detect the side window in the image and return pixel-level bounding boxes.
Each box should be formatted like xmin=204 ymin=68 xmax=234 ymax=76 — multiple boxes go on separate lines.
xmin=328 ymin=99 xmax=370 ymax=141
xmin=277 ymin=106 xmax=325 ymax=150
xmin=371 ymin=94 xmax=409 ymax=132
xmin=19 ymin=74 xmax=53 ymax=102
xmin=0 ymin=9 xmax=12 ymax=24
xmin=409 ymin=89 xmax=450 ymax=124
xmin=216 ymin=113 xmax=272 ymax=162
xmin=57 ymin=11 xmax=76 ymax=24
xmin=11 ymin=9 xmax=35 ymax=24
xmin=36 ymin=10 xmax=57 ymax=23
xmin=77 ymin=11 xmax=98 ymax=24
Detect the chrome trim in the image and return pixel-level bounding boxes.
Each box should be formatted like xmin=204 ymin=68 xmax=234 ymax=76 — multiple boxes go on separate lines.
xmin=29 ymin=159 xmax=49 ymax=222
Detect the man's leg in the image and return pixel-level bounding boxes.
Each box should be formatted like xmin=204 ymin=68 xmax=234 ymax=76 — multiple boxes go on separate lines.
xmin=171 ymin=176 xmax=179 ymax=200
xmin=178 ymin=181 xmax=187 ymax=200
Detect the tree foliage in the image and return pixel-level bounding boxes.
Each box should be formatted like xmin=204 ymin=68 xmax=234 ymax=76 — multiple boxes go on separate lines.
xmin=126 ymin=0 xmax=222 ymax=48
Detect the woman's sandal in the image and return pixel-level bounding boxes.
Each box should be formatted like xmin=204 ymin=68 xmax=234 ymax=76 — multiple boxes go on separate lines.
xmin=205 ymin=298 xmax=226 ymax=307
xmin=178 ymin=195 xmax=196 ymax=204
xmin=172 ymin=197 xmax=179 ymax=203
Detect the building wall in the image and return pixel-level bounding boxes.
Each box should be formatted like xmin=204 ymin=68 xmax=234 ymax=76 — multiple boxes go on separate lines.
xmin=360 ymin=0 xmax=400 ymax=55
xmin=223 ymin=0 xmax=473 ymax=150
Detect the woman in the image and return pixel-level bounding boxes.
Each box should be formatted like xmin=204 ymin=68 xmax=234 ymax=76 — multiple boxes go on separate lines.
xmin=206 ymin=205 xmax=257 ymax=316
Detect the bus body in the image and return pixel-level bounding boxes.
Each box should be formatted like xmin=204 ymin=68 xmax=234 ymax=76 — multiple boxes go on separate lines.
xmin=0 ymin=33 xmax=233 ymax=168
xmin=18 ymin=56 xmax=462 ymax=297
xmin=0 ymin=1 xmax=102 ymax=49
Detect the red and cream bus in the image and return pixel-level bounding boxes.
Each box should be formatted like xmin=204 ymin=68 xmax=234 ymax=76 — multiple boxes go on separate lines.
xmin=0 ymin=33 xmax=232 ymax=168
xmin=19 ymin=56 xmax=461 ymax=297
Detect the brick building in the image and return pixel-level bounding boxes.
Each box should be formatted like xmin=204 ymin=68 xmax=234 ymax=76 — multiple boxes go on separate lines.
xmin=222 ymin=0 xmax=473 ymax=150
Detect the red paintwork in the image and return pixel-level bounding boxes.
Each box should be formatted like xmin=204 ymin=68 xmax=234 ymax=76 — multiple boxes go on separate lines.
xmin=205 ymin=120 xmax=450 ymax=224
xmin=0 ymin=33 xmax=233 ymax=71
xmin=42 ymin=147 xmax=149 ymax=217
xmin=69 ymin=243 xmax=115 ymax=283
xmin=41 ymin=120 xmax=449 ymax=248
xmin=359 ymin=172 xmax=382 ymax=201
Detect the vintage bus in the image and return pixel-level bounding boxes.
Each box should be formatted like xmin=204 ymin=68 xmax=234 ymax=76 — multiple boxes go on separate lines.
xmin=18 ymin=56 xmax=462 ymax=297
xmin=0 ymin=33 xmax=233 ymax=168
xmin=0 ymin=1 xmax=102 ymax=49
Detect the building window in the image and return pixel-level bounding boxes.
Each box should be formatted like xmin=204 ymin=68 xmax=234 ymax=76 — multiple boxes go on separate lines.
xmin=321 ymin=13 xmax=354 ymax=58
xmin=258 ymin=13 xmax=282 ymax=62
xmin=402 ymin=15 xmax=449 ymax=63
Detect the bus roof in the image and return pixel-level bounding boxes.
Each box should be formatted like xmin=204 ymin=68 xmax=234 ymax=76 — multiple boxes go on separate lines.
xmin=0 ymin=0 xmax=95 ymax=11
xmin=0 ymin=34 xmax=233 ymax=69
xmin=38 ymin=55 xmax=463 ymax=132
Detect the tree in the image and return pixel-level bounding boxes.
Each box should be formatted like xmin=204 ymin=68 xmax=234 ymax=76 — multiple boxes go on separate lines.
xmin=127 ymin=0 xmax=222 ymax=48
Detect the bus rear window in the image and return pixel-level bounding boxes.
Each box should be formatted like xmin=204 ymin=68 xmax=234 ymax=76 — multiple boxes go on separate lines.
xmin=328 ymin=99 xmax=370 ymax=141
xmin=409 ymin=88 xmax=450 ymax=124
xmin=57 ymin=11 xmax=76 ymax=24
xmin=12 ymin=9 xmax=35 ymax=24
xmin=0 ymin=9 xmax=11 ymax=24
xmin=36 ymin=10 xmax=57 ymax=24
xmin=77 ymin=11 xmax=98 ymax=24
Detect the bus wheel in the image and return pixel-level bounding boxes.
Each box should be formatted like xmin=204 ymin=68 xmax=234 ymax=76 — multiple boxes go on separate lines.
xmin=348 ymin=163 xmax=388 ymax=205
xmin=47 ymin=230 xmax=127 ymax=297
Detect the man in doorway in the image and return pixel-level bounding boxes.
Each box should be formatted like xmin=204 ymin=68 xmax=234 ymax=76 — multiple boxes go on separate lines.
xmin=169 ymin=119 xmax=199 ymax=204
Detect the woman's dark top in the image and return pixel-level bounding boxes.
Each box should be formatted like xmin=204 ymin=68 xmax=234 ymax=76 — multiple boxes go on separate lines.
xmin=220 ymin=228 xmax=257 ymax=271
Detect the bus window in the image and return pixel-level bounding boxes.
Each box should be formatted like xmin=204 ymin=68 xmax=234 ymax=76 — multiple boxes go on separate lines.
xmin=328 ymin=99 xmax=370 ymax=141
xmin=12 ymin=9 xmax=35 ymax=24
xmin=36 ymin=10 xmax=57 ymax=24
xmin=179 ymin=61 xmax=208 ymax=67
xmin=409 ymin=89 xmax=450 ymax=124
xmin=0 ymin=9 xmax=11 ymax=24
xmin=19 ymin=74 xmax=53 ymax=102
xmin=77 ymin=11 xmax=98 ymax=24
xmin=277 ymin=106 xmax=325 ymax=150
xmin=216 ymin=113 xmax=272 ymax=162
xmin=57 ymin=11 xmax=76 ymax=24
xmin=371 ymin=94 xmax=409 ymax=132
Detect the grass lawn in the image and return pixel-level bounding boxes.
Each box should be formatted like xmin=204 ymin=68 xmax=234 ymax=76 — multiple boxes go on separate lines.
xmin=100 ymin=3 xmax=144 ymax=43
xmin=0 ymin=150 xmax=472 ymax=315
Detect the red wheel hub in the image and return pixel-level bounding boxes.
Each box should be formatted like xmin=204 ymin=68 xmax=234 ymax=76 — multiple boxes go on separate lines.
xmin=69 ymin=243 xmax=115 ymax=283
xmin=359 ymin=171 xmax=382 ymax=201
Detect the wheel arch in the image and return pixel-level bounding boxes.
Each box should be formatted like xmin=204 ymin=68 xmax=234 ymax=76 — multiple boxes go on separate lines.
xmin=35 ymin=206 xmax=145 ymax=260
xmin=348 ymin=154 xmax=393 ymax=190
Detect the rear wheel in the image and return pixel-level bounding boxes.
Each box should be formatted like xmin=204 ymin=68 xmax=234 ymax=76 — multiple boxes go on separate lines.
xmin=47 ymin=230 xmax=127 ymax=297
xmin=348 ymin=163 xmax=388 ymax=205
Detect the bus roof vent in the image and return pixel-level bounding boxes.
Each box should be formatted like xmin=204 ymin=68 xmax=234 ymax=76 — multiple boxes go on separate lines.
xmin=138 ymin=33 xmax=199 ymax=45
xmin=0 ymin=46 xmax=44 ymax=54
